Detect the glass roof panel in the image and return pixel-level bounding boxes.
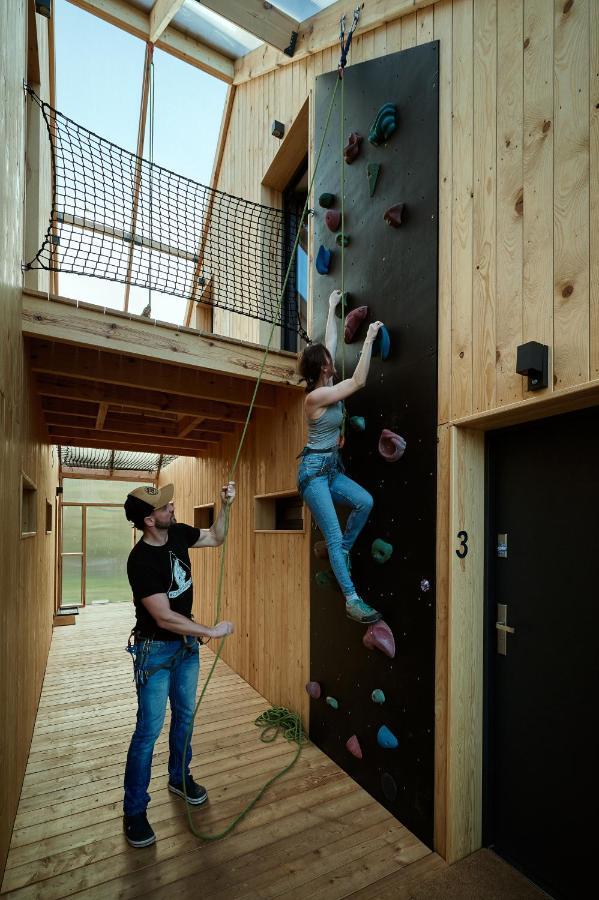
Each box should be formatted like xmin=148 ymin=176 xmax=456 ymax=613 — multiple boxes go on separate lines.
xmin=174 ymin=2 xmax=262 ymax=58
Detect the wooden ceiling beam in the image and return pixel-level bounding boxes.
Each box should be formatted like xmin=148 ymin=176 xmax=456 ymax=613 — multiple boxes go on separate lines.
xmin=50 ymin=433 xmax=208 ymax=458
xmin=60 ymin=467 xmax=159 ymax=481
xmin=27 ymin=342 xmax=277 ymax=409
xmin=36 ymin=376 xmax=249 ymax=422
xmin=45 ymin=413 xmax=220 ymax=444
xmin=66 ymin=0 xmax=234 ymax=82
xmin=178 ymin=415 xmax=204 ymax=438
xmin=22 ymin=291 xmax=299 ymax=390
xmin=233 ymin=0 xmax=435 ymax=84
xmin=41 ymin=397 xmax=98 ymax=418
xmin=48 ymin=426 xmax=212 ymax=454
xmin=150 ymin=0 xmax=185 ymax=45
xmin=95 ymin=402 xmax=108 ymax=430
xmin=200 ymin=0 xmax=299 ymax=55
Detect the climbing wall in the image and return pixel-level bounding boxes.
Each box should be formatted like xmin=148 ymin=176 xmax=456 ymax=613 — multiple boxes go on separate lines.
xmin=310 ymin=43 xmax=439 ymax=847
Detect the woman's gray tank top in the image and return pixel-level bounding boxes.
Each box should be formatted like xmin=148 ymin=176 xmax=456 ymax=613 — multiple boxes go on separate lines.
xmin=306 ymin=401 xmax=343 ymax=450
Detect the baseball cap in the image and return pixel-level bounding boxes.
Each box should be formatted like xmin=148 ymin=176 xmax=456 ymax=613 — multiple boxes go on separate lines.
xmin=124 ymin=483 xmax=174 ymax=524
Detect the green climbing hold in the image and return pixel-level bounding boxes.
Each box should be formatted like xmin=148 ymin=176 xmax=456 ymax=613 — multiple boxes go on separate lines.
xmin=371 ymin=689 xmax=386 ymax=705
xmin=326 ymin=696 xmax=339 ymax=710
xmin=371 ymin=538 xmax=393 ymax=564
xmin=319 ymin=192 xmax=336 ymax=208
xmin=367 ymin=162 xmax=381 ymax=196
xmin=368 ymin=103 xmax=398 ymax=146
xmin=315 ymin=570 xmax=334 ymax=587
xmin=336 ymin=233 xmax=350 ymax=247
xmin=350 ymin=415 xmax=366 ymax=432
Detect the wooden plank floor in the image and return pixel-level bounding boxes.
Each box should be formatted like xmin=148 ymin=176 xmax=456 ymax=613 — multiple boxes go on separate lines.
xmin=1 ymin=604 xmax=445 ymax=899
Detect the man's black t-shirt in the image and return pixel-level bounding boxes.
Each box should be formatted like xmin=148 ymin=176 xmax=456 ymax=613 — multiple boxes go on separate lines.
xmin=127 ymin=523 xmax=201 ymax=640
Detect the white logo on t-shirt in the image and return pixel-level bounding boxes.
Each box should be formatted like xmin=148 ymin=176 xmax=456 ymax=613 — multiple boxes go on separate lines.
xmin=168 ymin=552 xmax=192 ymax=599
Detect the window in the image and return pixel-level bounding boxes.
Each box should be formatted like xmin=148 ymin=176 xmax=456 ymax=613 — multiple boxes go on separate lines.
xmin=194 ymin=504 xmax=215 ymax=529
xmin=21 ymin=474 xmax=38 ymax=537
xmin=255 ymin=491 xmax=304 ymax=532
xmin=282 ymin=159 xmax=309 ymax=352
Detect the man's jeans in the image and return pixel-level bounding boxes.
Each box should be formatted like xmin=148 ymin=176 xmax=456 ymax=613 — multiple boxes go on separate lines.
xmin=298 ymin=450 xmax=373 ymax=597
xmin=123 ymin=639 xmax=200 ymax=816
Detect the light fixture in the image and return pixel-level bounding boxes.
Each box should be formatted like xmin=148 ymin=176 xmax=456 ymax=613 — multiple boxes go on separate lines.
xmin=35 ymin=0 xmax=52 ymax=18
xmin=516 ymin=341 xmax=549 ymax=391
xmin=272 ymin=120 xmax=285 ymax=139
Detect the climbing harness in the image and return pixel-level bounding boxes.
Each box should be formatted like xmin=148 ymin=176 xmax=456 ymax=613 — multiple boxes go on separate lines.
xmin=126 ymin=629 xmax=198 ymax=686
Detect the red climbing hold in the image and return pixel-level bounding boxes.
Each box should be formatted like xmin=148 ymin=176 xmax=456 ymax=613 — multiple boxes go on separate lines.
xmin=384 ymin=203 xmax=405 ymax=228
xmin=305 ymin=681 xmax=322 ymax=699
xmin=363 ymin=619 xmax=396 ymax=659
xmin=378 ymin=429 xmax=406 ymax=462
xmin=325 ymin=209 xmax=341 ymax=232
xmin=344 ymin=305 xmax=369 ymax=343
xmin=346 ymin=734 xmax=363 ymax=759
xmin=344 ymin=131 xmax=362 ymax=164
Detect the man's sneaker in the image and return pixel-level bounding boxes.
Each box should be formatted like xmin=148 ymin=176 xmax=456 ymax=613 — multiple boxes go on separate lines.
xmin=168 ymin=776 xmax=208 ymax=806
xmin=345 ymin=596 xmax=382 ymax=624
xmin=123 ymin=812 xmax=156 ymax=848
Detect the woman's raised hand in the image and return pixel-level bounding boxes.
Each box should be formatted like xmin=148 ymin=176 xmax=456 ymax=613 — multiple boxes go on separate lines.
xmin=366 ymin=321 xmax=383 ymax=342
xmin=329 ymin=289 xmax=343 ymax=309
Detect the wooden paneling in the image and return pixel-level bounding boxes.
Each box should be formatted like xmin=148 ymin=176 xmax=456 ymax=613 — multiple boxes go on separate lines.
xmin=0 ymin=0 xmax=57 ymax=879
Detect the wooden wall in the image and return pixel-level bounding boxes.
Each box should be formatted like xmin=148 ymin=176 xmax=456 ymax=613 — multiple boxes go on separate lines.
xmin=215 ymin=0 xmax=599 ymax=422
xmin=162 ymin=387 xmax=310 ymax=722
xmin=0 ymin=0 xmax=58 ymax=877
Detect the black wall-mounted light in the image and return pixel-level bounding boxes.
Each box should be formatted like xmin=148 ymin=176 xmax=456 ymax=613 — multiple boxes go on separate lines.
xmin=516 ymin=341 xmax=549 ymax=391
xmin=35 ymin=0 xmax=52 ymax=18
xmin=271 ymin=120 xmax=285 ymax=139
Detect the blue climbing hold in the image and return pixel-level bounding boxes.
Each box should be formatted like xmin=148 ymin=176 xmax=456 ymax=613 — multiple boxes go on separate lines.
xmin=373 ymin=324 xmax=390 ymax=360
xmin=350 ymin=415 xmax=366 ymax=432
xmin=316 ymin=245 xmax=332 ymax=275
xmin=377 ymin=725 xmax=399 ymax=750
xmin=371 ymin=689 xmax=386 ymax=705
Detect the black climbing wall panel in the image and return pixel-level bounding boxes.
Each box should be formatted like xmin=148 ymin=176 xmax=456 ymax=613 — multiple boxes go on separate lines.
xmin=310 ymin=43 xmax=439 ymax=847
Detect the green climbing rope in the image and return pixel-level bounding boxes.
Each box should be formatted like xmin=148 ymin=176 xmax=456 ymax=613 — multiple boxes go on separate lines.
xmin=180 ymin=71 xmax=344 ymax=841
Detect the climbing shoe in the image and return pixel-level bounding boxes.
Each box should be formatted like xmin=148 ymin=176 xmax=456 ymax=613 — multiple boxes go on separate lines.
xmin=123 ymin=812 xmax=156 ymax=848
xmin=168 ymin=776 xmax=208 ymax=806
xmin=345 ymin=597 xmax=382 ymax=624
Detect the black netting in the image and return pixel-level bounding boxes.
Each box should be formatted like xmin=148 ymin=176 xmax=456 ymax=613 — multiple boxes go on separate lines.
xmin=58 ymin=446 xmax=177 ymax=473
xmin=25 ymin=88 xmax=306 ymax=339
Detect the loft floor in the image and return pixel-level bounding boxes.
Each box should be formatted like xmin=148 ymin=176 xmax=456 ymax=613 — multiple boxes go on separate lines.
xmin=1 ymin=604 xmax=444 ymax=899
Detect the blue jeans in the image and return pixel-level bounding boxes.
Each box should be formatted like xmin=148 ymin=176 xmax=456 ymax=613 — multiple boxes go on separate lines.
xmin=123 ymin=639 xmax=200 ymax=816
xmin=298 ymin=451 xmax=373 ymax=598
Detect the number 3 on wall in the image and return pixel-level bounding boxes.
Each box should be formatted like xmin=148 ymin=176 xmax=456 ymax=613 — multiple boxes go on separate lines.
xmin=456 ymin=531 xmax=468 ymax=559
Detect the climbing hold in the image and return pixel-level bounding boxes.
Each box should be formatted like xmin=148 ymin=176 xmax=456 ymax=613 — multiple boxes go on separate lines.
xmin=335 ymin=233 xmax=350 ymax=247
xmin=368 ymin=103 xmax=398 ymax=146
xmin=325 ymin=210 xmax=341 ymax=232
xmin=305 ymin=681 xmax=321 ymax=699
xmin=315 ymin=569 xmax=334 ymax=587
xmin=346 ymin=734 xmax=363 ymax=759
xmin=384 ymin=203 xmax=405 ymax=228
xmin=315 ymin=245 xmax=332 ymax=275
xmin=377 ymin=725 xmax=399 ymax=750
xmin=373 ymin=324 xmax=390 ymax=360
xmin=420 ymin=578 xmax=431 ymax=593
xmin=319 ymin=192 xmax=336 ymax=208
xmin=381 ymin=772 xmax=398 ymax=801
xmin=344 ymin=131 xmax=362 ymax=164
xmin=326 ymin=696 xmax=339 ymax=710
xmin=371 ymin=689 xmax=386 ymax=705
xmin=335 ymin=291 xmax=350 ymax=318
xmin=367 ymin=162 xmax=381 ymax=196
xmin=349 ymin=415 xmax=366 ymax=432
xmin=371 ymin=538 xmax=393 ymax=564
xmin=344 ymin=306 xmax=369 ymax=344
xmin=378 ymin=429 xmax=406 ymax=462
xmin=314 ymin=540 xmax=329 ymax=560
xmin=363 ymin=619 xmax=396 ymax=659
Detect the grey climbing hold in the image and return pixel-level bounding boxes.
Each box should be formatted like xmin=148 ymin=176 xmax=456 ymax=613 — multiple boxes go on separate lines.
xmin=336 ymin=233 xmax=350 ymax=247
xmin=367 ymin=162 xmax=381 ymax=196
xmin=381 ymin=772 xmax=398 ymax=801
xmin=315 ymin=569 xmax=333 ymax=587
xmin=319 ymin=192 xmax=336 ymax=208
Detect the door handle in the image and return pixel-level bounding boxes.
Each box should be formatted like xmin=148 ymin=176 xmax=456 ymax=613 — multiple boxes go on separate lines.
xmin=496 ymin=603 xmax=515 ymax=655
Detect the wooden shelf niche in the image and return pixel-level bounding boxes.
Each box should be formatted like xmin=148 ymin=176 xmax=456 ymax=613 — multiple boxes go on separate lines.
xmin=255 ymin=490 xmax=304 ymax=533
xmin=194 ymin=503 xmax=215 ymax=530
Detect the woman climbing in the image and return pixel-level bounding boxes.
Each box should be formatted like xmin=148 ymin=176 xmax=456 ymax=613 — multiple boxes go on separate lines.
xmin=297 ymin=288 xmax=383 ymax=624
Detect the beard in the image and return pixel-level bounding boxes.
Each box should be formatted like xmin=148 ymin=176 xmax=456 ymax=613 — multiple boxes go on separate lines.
xmin=155 ymin=513 xmax=175 ymax=530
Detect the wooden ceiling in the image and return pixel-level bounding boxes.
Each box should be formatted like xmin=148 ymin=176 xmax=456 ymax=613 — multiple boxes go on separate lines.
xmin=23 ymin=292 xmax=301 ymax=459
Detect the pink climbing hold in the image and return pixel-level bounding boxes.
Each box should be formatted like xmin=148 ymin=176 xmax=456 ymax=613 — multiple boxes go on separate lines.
xmin=305 ymin=681 xmax=321 ymax=699
xmin=344 ymin=131 xmax=362 ymax=164
xmin=325 ymin=209 xmax=341 ymax=232
xmin=378 ymin=429 xmax=406 ymax=462
xmin=363 ymin=619 xmax=396 ymax=659
xmin=344 ymin=306 xmax=369 ymax=344
xmin=346 ymin=734 xmax=363 ymax=759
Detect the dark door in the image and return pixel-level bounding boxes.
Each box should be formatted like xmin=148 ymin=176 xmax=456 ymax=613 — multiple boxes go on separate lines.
xmin=485 ymin=407 xmax=599 ymax=899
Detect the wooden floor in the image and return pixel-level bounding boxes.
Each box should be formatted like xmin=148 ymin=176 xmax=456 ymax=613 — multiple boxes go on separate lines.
xmin=1 ymin=604 xmax=445 ymax=899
